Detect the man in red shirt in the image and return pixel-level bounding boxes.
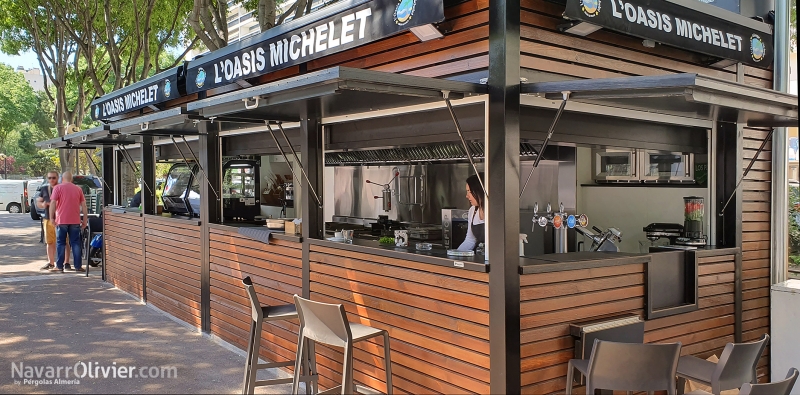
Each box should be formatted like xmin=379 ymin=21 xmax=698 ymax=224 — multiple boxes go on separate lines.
xmin=49 ymin=172 xmax=88 ymax=273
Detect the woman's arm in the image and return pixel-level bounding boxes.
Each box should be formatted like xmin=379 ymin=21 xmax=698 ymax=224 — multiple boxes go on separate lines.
xmin=457 ymin=207 xmax=477 ymax=251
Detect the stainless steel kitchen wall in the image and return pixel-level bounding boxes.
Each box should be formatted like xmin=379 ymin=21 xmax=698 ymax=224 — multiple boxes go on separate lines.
xmin=331 ymin=151 xmax=576 ymax=226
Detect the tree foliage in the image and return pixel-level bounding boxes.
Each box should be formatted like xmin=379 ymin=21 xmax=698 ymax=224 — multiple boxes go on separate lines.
xmin=0 ymin=63 xmax=38 ymax=153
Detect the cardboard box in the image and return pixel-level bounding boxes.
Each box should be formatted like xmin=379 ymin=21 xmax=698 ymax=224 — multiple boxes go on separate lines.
xmin=285 ymin=219 xmax=302 ymax=235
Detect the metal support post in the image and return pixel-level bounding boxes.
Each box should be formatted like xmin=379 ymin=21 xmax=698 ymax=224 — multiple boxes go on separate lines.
xmin=199 ymin=121 xmax=221 ymax=333
xmin=141 ymin=137 xmax=156 ymax=215
xmin=487 ymin=0 xmax=521 ymax=389
xmin=772 ymin=0 xmax=790 ymax=284
xmin=300 ymin=100 xmax=323 ymax=299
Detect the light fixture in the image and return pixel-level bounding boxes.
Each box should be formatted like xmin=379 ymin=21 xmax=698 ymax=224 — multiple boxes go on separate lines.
xmin=410 ymin=24 xmax=444 ymax=42
xmin=642 ymin=39 xmax=656 ymax=48
xmin=557 ymin=21 xmax=602 ymax=36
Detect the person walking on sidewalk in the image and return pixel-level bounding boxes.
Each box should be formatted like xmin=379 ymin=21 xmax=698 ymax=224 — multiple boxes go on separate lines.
xmin=37 ymin=171 xmax=74 ymax=270
xmin=49 ymin=171 xmax=88 ymax=273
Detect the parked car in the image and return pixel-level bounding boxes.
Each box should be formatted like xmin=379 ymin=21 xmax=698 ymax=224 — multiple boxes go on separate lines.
xmin=27 ymin=179 xmax=45 ymax=219
xmin=31 ymin=175 xmax=104 ymax=220
xmin=0 ymin=179 xmax=29 ymax=213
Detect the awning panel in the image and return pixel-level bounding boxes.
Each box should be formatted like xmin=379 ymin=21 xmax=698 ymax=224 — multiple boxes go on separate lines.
xmin=110 ymin=107 xmax=203 ymax=136
xmin=522 ymin=73 xmax=798 ymax=127
xmin=188 ymin=66 xmax=486 ymax=120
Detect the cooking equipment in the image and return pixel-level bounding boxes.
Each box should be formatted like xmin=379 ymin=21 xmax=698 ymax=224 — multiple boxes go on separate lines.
xmin=442 ymin=209 xmax=470 ymax=250
xmin=643 ymin=223 xmax=684 ymax=244
xmin=575 ymin=226 xmax=622 ymax=252
xmin=366 ymin=172 xmax=399 ymax=212
xmin=675 ymin=196 xmax=707 ymax=246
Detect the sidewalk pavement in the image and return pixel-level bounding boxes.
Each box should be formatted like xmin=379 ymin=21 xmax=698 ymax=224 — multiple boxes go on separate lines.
xmin=0 ymin=275 xmax=293 ymax=394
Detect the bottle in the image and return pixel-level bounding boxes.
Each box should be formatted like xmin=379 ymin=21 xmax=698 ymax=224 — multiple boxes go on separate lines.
xmin=476 ymin=243 xmax=485 ymax=255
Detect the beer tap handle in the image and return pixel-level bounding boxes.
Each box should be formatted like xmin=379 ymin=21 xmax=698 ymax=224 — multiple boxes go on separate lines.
xmin=546 ymin=203 xmax=552 ymax=214
xmin=533 ymin=202 xmax=538 ymax=215
xmin=559 ymin=202 xmax=564 ymax=213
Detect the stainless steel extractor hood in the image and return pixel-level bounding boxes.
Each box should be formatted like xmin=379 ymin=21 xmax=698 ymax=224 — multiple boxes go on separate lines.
xmin=325 ymin=142 xmax=540 ymax=166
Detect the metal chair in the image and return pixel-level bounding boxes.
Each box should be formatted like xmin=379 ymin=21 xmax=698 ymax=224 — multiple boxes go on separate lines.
xmin=292 ymin=295 xmax=393 ymax=395
xmin=676 ymin=334 xmax=770 ymax=395
xmin=565 ymin=339 xmax=682 ymax=395
xmin=685 ymin=368 xmax=799 ymax=395
xmin=242 ymin=277 xmax=316 ymax=395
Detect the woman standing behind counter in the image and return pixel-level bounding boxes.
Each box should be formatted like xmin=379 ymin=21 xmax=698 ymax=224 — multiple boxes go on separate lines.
xmin=457 ymin=173 xmax=486 ymax=252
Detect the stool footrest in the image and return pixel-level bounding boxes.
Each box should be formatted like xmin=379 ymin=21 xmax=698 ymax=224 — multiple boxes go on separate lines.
xmin=254 ymin=377 xmax=294 ymax=386
xmin=256 ymin=361 xmax=294 ymax=369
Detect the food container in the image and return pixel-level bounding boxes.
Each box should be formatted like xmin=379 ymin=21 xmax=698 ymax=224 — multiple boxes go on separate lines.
xmin=394 ymin=230 xmax=408 ymax=247
xmin=415 ymin=243 xmax=432 ymax=251
xmin=285 ymin=219 xmax=302 ymax=235
xmin=683 ymin=196 xmax=704 ymax=239
xmin=266 ymin=219 xmax=285 ymax=230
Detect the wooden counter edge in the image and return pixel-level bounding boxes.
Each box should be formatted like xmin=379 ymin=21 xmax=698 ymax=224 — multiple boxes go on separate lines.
xmin=306 ymin=238 xmax=490 ymax=273
xmin=519 ymin=254 xmax=651 ymax=275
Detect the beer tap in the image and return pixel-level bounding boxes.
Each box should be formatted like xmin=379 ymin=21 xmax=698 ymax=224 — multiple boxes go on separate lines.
xmin=532 ymin=202 xmax=567 ymax=230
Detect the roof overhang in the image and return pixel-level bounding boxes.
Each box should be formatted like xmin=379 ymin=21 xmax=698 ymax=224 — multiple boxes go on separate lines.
xmin=187 ymin=66 xmax=486 ymax=121
xmin=110 ymin=107 xmax=204 ymax=137
xmin=34 ymin=125 xmax=138 ymax=149
xmin=522 ymin=73 xmax=798 ymax=128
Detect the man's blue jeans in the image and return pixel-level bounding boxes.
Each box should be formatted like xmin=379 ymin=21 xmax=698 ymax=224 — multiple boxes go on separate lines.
xmin=56 ymin=224 xmax=82 ymax=270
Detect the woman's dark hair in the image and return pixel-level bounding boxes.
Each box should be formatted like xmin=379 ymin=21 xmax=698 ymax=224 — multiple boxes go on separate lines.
xmin=466 ymin=173 xmax=485 ymax=210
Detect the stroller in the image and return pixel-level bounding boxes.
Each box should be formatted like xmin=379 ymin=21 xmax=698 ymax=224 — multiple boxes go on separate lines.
xmin=87 ymin=234 xmax=103 ymax=267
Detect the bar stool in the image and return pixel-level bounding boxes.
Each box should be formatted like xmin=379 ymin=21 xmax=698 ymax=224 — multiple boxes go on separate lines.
xmin=241 ymin=277 xmax=317 ymax=395
xmin=292 ymin=295 xmax=393 ymax=395
xmin=685 ymin=368 xmax=798 ymax=395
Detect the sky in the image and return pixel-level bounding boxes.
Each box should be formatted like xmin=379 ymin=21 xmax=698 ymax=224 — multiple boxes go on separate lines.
xmin=0 ymin=50 xmax=40 ymax=69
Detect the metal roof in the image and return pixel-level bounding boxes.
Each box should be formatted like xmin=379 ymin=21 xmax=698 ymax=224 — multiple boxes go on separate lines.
xmin=522 ymin=73 xmax=798 ymax=127
xmin=187 ymin=66 xmax=486 ymax=121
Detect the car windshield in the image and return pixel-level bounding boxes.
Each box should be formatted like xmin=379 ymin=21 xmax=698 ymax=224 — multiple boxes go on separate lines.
xmin=164 ymin=164 xmax=194 ymax=197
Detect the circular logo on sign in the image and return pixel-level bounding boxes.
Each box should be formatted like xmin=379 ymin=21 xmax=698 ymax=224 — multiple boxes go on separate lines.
xmin=394 ymin=0 xmax=416 ymax=26
xmin=164 ymin=79 xmax=171 ymax=98
xmin=94 ymin=106 xmax=99 ymax=119
xmin=580 ymin=0 xmax=601 ymax=17
xmin=537 ymin=216 xmax=548 ymax=227
xmin=195 ymin=68 xmax=206 ymax=88
xmin=578 ymin=214 xmax=589 ymax=228
xmin=750 ymin=34 xmax=765 ymax=63
xmin=553 ymin=214 xmax=563 ymax=229
xmin=567 ymin=215 xmax=576 ymax=229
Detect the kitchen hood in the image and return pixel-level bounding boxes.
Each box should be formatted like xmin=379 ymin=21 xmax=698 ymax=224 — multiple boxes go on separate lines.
xmin=325 ymin=141 xmax=540 ymax=166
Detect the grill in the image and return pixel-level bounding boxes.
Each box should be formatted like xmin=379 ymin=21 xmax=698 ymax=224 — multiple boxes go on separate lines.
xmin=325 ymin=142 xmax=539 ymax=166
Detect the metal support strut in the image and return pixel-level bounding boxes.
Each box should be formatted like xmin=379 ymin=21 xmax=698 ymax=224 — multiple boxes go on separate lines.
xmin=719 ymin=128 xmax=774 ymax=216
xmin=443 ymin=91 xmax=487 ymax=198
xmin=520 ymin=91 xmax=570 ymax=198
xmin=265 ymin=121 xmax=323 ymax=208
xmin=82 ymin=149 xmax=113 ymax=191
xmin=118 ymin=145 xmax=153 ymax=196
xmin=170 ymin=136 xmax=219 ymax=199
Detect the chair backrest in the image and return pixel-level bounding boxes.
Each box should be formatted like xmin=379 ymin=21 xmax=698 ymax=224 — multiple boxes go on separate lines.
xmin=739 ymin=368 xmax=798 ymax=395
xmin=586 ymin=340 xmax=682 ymax=394
xmin=241 ymin=276 xmax=263 ymax=322
xmin=713 ymin=334 xmax=770 ymax=393
xmin=293 ymin=295 xmax=352 ymax=348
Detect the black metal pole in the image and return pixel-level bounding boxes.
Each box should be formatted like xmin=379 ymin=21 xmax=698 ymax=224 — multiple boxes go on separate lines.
xmin=488 ymin=0 xmax=521 ymax=390
xmin=141 ymin=138 xmax=156 ymax=215
xmin=199 ymin=121 xmax=221 ymax=333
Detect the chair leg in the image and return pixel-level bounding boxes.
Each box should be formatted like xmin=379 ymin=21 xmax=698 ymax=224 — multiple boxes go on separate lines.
xmin=342 ymin=343 xmax=355 ymax=395
xmin=383 ymin=333 xmax=392 ymax=395
xmin=677 ymin=377 xmax=686 ymax=395
xmin=243 ymin=320 xmax=260 ymax=395
xmin=292 ymin=334 xmax=306 ymax=395
xmin=565 ymin=361 xmax=574 ymax=395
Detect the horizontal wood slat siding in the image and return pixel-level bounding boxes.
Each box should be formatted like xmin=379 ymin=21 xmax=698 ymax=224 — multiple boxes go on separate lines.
xmin=742 ymin=126 xmax=772 ymax=383
xmin=309 ymin=244 xmax=490 ymax=394
xmin=104 ymin=211 xmax=144 ymax=299
xmin=520 ymin=255 xmax=742 ymax=393
xmin=207 ymin=225 xmax=303 ymax=370
xmin=520 ymin=0 xmax=772 ymax=86
xmin=144 ymin=216 xmax=202 ymax=328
